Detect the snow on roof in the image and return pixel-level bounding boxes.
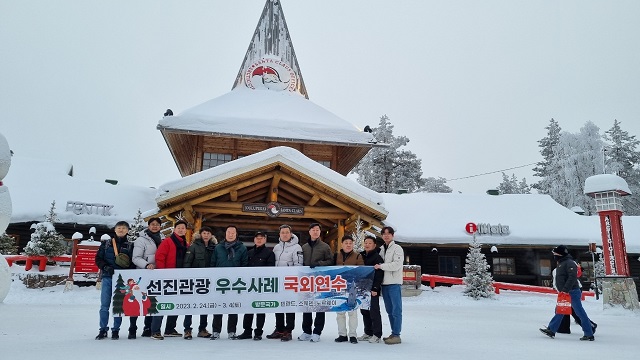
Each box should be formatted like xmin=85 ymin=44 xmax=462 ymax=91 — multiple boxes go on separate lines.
xmin=157 ymin=88 xmax=376 ymax=146
xmin=584 ymin=174 xmax=632 ymax=195
xmin=156 ymin=146 xmax=386 ymax=215
xmin=380 ymin=192 xmax=640 ymax=253
xmin=5 ymin=156 xmax=157 ymax=227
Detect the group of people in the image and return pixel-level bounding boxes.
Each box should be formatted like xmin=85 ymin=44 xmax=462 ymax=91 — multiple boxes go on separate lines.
xmin=95 ymin=219 xmax=405 ymax=345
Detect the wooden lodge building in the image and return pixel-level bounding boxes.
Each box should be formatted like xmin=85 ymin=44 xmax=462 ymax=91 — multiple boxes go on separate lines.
xmin=4 ymin=0 xmax=640 ymax=294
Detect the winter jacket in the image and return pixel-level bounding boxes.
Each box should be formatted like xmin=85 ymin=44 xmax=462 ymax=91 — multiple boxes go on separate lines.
xmin=95 ymin=235 xmax=132 ymax=278
xmin=378 ymin=241 xmax=404 ymax=285
xmin=211 ymin=240 xmax=248 ymax=268
xmin=361 ymin=249 xmax=384 ymax=293
xmin=335 ymin=249 xmax=364 ymax=266
xmin=155 ymin=233 xmax=187 ymax=269
xmin=248 ymin=244 xmax=276 ymax=267
xmin=273 ymin=234 xmax=303 ymax=267
xmin=301 ymin=238 xmax=333 ymax=267
xmin=131 ymin=229 xmax=160 ymax=269
xmin=184 ymin=238 xmax=216 ymax=268
xmin=554 ymin=255 xmax=581 ymax=293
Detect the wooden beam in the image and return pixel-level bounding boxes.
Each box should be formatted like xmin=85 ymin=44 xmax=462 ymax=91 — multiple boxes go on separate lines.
xmin=230 ymin=190 xmax=238 ymax=202
xmin=278 ymin=182 xmax=312 ymax=203
xmin=307 ymin=194 xmax=320 ymax=206
xmin=267 ymin=172 xmax=282 ymax=203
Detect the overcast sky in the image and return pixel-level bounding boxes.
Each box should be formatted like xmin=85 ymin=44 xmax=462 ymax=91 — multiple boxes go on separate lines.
xmin=1 ymin=1 xmax=639 ymax=194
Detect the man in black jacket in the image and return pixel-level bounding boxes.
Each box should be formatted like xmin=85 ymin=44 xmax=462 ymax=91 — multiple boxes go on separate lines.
xmin=95 ymin=221 xmax=132 ymax=340
xmin=236 ymin=231 xmax=275 ymax=340
xmin=540 ymin=245 xmax=595 ymax=341
xmin=358 ymin=235 xmax=384 ymax=343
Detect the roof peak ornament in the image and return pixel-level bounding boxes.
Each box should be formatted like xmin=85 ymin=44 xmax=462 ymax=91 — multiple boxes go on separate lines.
xmin=232 ymin=0 xmax=308 ymax=98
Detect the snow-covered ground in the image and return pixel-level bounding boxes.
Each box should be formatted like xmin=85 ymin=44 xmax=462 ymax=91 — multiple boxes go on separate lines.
xmin=2 ymin=266 xmax=639 ymax=359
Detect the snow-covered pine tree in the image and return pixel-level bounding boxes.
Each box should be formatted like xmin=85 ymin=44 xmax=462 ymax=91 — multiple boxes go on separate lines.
xmin=0 ymin=232 xmax=18 ymax=255
xmin=603 ymin=119 xmax=640 ymax=215
xmin=351 ymin=115 xmax=426 ymax=193
xmin=23 ymin=201 xmax=66 ymax=257
xmin=419 ymin=177 xmax=452 ymax=193
xmin=551 ymin=121 xmax=604 ymax=214
xmin=463 ymin=233 xmax=494 ymax=300
xmin=128 ymin=209 xmax=145 ymax=243
xmin=350 ymin=216 xmax=365 ymax=253
xmin=592 ymin=252 xmax=605 ymax=295
xmin=497 ymin=173 xmax=531 ymax=194
xmin=533 ymin=118 xmax=562 ymax=194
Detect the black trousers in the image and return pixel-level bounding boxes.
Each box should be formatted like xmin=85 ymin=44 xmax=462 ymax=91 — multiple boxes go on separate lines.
xmin=212 ymin=314 xmax=238 ymax=333
xmin=274 ymin=312 xmax=296 ymax=332
xmin=183 ymin=314 xmax=209 ymax=331
xmin=129 ymin=315 xmax=152 ymax=332
xmin=242 ymin=313 xmax=266 ymax=336
xmin=360 ymin=294 xmax=382 ymax=338
xmin=164 ymin=315 xmax=178 ymax=332
xmin=301 ymin=312 xmax=325 ymax=335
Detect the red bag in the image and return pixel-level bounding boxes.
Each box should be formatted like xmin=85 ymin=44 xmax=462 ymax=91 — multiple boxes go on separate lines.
xmin=555 ymin=292 xmax=572 ymax=315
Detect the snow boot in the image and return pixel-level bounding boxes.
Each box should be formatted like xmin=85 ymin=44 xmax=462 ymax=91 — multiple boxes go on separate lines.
xmin=95 ymin=330 xmax=108 ymax=340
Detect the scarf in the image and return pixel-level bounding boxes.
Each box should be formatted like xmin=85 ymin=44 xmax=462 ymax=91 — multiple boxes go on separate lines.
xmin=224 ymin=240 xmax=237 ymax=260
xmin=170 ymin=233 xmax=187 ymax=268
xmin=146 ymin=229 xmax=162 ymax=246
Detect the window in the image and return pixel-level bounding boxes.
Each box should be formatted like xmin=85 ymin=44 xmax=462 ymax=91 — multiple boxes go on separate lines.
xmin=316 ymin=160 xmax=331 ymax=168
xmin=438 ymin=256 xmax=461 ymax=275
xmin=580 ymin=260 xmax=594 ymax=280
xmin=203 ymin=152 xmax=232 ymax=170
xmin=492 ymin=257 xmax=515 ymax=275
xmin=539 ymin=259 xmax=551 ymax=276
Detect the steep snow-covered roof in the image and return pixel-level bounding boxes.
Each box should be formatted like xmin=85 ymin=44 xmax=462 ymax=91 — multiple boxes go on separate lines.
xmin=381 ymin=192 xmax=640 ymax=253
xmin=5 ymin=156 xmax=156 ymax=227
xmin=156 ymin=146 xmax=386 ymax=214
xmin=157 ymin=88 xmax=376 ymax=146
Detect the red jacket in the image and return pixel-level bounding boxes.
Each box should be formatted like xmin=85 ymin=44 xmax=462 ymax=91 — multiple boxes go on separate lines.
xmin=155 ymin=234 xmax=186 ymax=269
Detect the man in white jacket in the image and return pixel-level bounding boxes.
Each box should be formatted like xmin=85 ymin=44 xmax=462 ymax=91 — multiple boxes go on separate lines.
xmin=374 ymin=226 xmax=403 ymax=345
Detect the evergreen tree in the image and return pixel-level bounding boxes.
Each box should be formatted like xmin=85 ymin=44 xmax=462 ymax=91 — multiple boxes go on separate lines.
xmin=420 ymin=177 xmax=453 ymax=193
xmin=350 ymin=216 xmax=365 ymax=253
xmin=603 ymin=119 xmax=640 ymax=215
xmin=23 ymin=201 xmax=66 ymax=257
xmin=351 ymin=115 xmax=425 ymax=193
xmin=551 ymin=121 xmax=604 ymax=214
xmin=592 ymin=253 xmax=605 ymax=295
xmin=0 ymin=232 xmax=18 ymax=255
xmin=463 ymin=234 xmax=494 ymax=300
xmin=497 ymin=173 xmax=531 ymax=194
xmin=533 ymin=118 xmax=562 ymax=193
xmin=128 ymin=209 xmax=145 ymax=243
xmin=112 ymin=274 xmax=126 ymax=316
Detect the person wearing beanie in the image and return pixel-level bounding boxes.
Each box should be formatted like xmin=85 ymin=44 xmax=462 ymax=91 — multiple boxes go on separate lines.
xmin=540 ymin=245 xmax=596 ymax=341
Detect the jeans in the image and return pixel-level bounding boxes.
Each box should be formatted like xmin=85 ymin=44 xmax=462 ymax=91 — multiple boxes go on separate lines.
xmin=360 ymin=294 xmax=382 ymax=337
xmin=381 ymin=284 xmax=402 ymax=336
xmin=184 ymin=314 xmax=209 ymax=331
xmin=99 ymin=276 xmax=122 ymax=332
xmin=548 ymin=288 xmax=594 ymax=336
xmin=302 ymin=312 xmax=325 ymax=335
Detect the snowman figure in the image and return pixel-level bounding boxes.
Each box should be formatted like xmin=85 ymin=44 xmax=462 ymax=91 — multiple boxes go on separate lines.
xmin=0 ymin=132 xmax=13 ymax=302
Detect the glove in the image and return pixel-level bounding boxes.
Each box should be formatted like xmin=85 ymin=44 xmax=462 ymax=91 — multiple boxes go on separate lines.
xmin=102 ymin=265 xmax=114 ymax=276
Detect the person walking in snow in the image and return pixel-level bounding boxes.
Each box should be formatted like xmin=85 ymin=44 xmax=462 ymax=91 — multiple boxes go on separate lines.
xmin=95 ymin=221 xmax=134 ymax=340
xmin=540 ymin=245 xmax=595 ymax=341
xmin=358 ymin=235 xmax=384 ymax=343
xmin=374 ymin=226 xmax=404 ymax=345
xmin=128 ymin=217 xmax=162 ymax=339
xmin=334 ymin=235 xmax=363 ymax=344
xmin=182 ymin=226 xmax=218 ymax=339
xmin=298 ymin=223 xmax=334 ymax=343
xmin=266 ymin=224 xmax=303 ymax=342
